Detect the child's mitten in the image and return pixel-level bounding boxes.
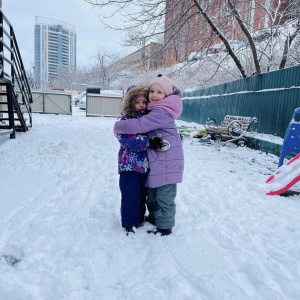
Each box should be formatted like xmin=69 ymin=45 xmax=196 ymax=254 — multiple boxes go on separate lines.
xmin=149 ymin=134 xmax=170 ymax=151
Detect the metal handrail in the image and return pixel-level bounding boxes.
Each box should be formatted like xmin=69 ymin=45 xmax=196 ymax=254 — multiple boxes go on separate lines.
xmin=0 ymin=9 xmax=32 ymax=129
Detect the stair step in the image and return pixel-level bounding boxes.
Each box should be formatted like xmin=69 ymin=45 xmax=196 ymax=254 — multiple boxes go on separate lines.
xmin=0 ymin=125 xmax=11 ymax=129
xmin=0 ymin=117 xmax=22 ymax=121
xmin=0 ymin=129 xmax=14 ymax=136
xmin=0 ymin=125 xmax=26 ymax=132
xmin=0 ymin=110 xmax=18 ymax=113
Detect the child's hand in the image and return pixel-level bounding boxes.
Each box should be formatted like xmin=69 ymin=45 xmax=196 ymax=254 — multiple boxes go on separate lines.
xmin=113 ymin=129 xmax=117 ymax=137
xmin=149 ymin=134 xmax=170 ymax=151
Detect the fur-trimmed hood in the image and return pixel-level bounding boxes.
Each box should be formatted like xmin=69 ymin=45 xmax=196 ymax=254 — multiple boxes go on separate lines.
xmin=122 ymin=86 xmax=149 ymax=117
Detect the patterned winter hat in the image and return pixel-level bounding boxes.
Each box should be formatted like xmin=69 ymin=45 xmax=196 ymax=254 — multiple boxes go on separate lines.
xmin=149 ymin=74 xmax=177 ymax=96
xmin=126 ymin=85 xmax=137 ymax=94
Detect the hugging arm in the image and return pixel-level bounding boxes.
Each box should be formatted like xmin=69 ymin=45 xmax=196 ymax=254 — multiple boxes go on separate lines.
xmin=114 ymin=109 xmax=166 ymax=134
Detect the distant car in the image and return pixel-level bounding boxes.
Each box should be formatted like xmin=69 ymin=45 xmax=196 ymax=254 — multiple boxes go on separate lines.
xmin=222 ymin=39 xmax=248 ymax=52
xmin=79 ymin=90 xmax=123 ymax=110
xmin=253 ymin=29 xmax=271 ymax=42
xmin=188 ymin=51 xmax=203 ymax=62
xmin=79 ymin=95 xmax=87 ymax=110
xmin=207 ymin=47 xmax=219 ymax=54
xmin=72 ymin=91 xmax=86 ymax=106
xmin=253 ymin=29 xmax=279 ymax=42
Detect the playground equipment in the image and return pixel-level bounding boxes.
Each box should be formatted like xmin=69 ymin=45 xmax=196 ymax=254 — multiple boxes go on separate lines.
xmin=278 ymin=107 xmax=300 ymax=167
xmin=204 ymin=115 xmax=258 ymax=147
xmin=266 ymin=107 xmax=300 ymax=195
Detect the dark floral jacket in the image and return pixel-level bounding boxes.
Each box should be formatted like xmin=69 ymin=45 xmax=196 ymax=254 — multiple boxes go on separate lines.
xmin=117 ymin=111 xmax=149 ymax=174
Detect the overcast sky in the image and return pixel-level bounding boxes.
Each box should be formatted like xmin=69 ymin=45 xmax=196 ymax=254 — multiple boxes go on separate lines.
xmin=3 ymin=0 xmax=130 ymax=70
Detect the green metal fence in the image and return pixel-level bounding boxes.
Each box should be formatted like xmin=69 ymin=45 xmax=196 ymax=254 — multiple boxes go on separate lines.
xmin=181 ymin=65 xmax=300 ymax=138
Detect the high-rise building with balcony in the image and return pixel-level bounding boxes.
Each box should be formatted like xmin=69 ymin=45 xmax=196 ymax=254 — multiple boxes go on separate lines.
xmin=34 ymin=17 xmax=76 ymax=89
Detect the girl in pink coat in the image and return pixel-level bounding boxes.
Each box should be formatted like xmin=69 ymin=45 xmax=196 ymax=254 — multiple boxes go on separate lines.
xmin=114 ymin=75 xmax=184 ymax=236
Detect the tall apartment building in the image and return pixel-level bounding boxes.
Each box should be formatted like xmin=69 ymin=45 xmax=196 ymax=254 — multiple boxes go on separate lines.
xmin=34 ymin=17 xmax=76 ymax=89
xmin=164 ymin=0 xmax=292 ymax=67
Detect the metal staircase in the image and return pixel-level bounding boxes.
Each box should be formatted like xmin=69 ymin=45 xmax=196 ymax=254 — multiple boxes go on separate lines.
xmin=0 ymin=9 xmax=32 ymax=139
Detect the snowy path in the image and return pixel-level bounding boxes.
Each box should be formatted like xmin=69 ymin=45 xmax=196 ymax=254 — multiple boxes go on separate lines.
xmin=0 ymin=110 xmax=300 ymax=299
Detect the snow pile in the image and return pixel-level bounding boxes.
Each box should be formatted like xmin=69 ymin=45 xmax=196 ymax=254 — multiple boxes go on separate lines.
xmin=0 ymin=109 xmax=300 ymax=299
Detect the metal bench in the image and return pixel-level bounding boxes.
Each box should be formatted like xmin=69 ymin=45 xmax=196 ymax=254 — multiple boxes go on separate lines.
xmin=204 ymin=115 xmax=258 ymax=147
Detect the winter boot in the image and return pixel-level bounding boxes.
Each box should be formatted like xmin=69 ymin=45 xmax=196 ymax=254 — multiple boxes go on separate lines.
xmin=147 ymin=228 xmax=172 ymax=236
xmin=125 ymin=228 xmax=135 ymax=236
xmin=144 ymin=215 xmax=156 ymax=226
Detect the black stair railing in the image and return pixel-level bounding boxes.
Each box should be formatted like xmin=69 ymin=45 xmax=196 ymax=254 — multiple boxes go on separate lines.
xmin=0 ymin=9 xmax=32 ymax=138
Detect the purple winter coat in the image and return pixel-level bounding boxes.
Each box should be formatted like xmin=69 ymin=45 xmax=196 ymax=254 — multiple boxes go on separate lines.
xmin=114 ymin=93 xmax=184 ymax=188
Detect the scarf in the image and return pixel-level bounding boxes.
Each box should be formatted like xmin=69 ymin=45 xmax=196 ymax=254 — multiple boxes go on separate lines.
xmin=147 ymin=94 xmax=182 ymax=119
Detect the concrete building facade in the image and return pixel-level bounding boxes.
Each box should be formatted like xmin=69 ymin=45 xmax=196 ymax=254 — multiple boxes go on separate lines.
xmin=106 ymin=42 xmax=164 ymax=76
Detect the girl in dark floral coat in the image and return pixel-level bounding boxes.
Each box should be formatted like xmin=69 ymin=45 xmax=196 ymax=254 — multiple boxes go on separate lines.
xmin=116 ymin=86 xmax=149 ymax=235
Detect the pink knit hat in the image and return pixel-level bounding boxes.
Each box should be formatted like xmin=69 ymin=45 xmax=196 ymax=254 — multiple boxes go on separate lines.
xmin=149 ymin=74 xmax=177 ymax=96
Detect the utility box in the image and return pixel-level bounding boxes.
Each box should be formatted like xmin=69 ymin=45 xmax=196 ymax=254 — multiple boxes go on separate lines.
xmin=86 ymin=86 xmax=101 ymax=94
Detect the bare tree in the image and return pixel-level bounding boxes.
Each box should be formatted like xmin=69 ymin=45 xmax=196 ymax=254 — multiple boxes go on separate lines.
xmin=26 ymin=65 xmax=36 ymax=89
xmin=90 ymin=49 xmax=110 ymax=88
xmin=89 ymin=48 xmax=125 ymax=88
xmin=42 ymin=48 xmax=124 ymax=90
xmin=84 ymin=0 xmax=300 ymax=79
xmin=278 ymin=0 xmax=300 ymax=68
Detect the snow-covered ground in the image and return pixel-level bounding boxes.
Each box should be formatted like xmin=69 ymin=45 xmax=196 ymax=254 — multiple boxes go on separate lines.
xmin=0 ymin=108 xmax=300 ymax=300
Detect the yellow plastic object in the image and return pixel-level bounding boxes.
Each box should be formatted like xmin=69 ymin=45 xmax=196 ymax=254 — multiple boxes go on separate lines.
xmin=177 ymin=128 xmax=207 ymax=138
xmin=192 ymin=129 xmax=208 ymax=138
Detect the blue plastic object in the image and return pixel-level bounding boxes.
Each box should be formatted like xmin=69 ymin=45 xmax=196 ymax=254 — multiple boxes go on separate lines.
xmin=278 ymin=107 xmax=300 ymax=167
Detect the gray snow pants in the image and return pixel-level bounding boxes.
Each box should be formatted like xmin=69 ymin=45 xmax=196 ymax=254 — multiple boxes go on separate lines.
xmin=147 ymin=184 xmax=177 ymax=230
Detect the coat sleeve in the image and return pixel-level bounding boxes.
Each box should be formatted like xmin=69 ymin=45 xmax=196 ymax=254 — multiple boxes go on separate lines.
xmin=114 ymin=109 xmax=166 ymax=134
xmin=117 ymin=133 xmax=148 ymax=151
